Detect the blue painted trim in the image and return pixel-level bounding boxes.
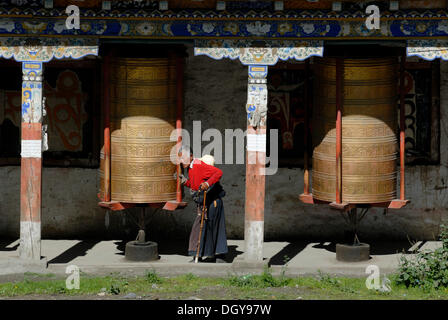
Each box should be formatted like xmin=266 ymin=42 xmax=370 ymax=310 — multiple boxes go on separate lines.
xmin=0 ymin=10 xmax=446 ymax=39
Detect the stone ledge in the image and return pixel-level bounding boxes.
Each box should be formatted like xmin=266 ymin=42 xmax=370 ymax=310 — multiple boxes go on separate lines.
xmin=231 ymin=257 xmax=268 ymax=270
xmin=0 ymin=256 xmax=48 ymax=276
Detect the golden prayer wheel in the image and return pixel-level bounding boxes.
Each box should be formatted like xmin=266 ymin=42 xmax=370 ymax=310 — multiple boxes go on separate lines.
xmin=99 ymin=58 xmax=177 ymax=203
xmin=312 ymin=57 xmax=399 ymax=204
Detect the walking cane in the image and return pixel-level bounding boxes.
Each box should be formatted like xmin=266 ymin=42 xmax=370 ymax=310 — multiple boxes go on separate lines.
xmin=195 ymin=190 xmax=207 ymax=263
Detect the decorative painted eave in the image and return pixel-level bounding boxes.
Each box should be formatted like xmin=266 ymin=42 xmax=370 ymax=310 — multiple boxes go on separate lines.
xmin=407 ymin=39 xmax=448 ymax=61
xmin=194 ymin=39 xmax=324 ymax=66
xmin=0 ymin=8 xmax=446 ymax=39
xmin=0 ymin=37 xmax=99 ymax=62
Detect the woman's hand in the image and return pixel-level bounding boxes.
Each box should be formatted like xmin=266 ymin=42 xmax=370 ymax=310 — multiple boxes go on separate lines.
xmin=173 ymin=172 xmax=187 ymax=184
xmin=200 ymin=182 xmax=209 ymax=191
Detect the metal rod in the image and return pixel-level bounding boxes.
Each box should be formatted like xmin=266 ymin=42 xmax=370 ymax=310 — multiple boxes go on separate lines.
xmin=399 ymin=53 xmax=406 ymax=201
xmin=139 ymin=207 xmax=145 ymax=230
xmin=338 ymin=210 xmax=350 ymax=225
xmin=136 ymin=207 xmax=146 ymax=243
xmin=103 ymin=54 xmax=111 ymax=202
xmin=127 ymin=209 xmax=139 ymax=227
xmin=335 ymin=58 xmax=343 ymax=204
xmin=303 ymin=59 xmax=310 ymax=195
xmin=358 ymin=207 xmax=369 ymax=222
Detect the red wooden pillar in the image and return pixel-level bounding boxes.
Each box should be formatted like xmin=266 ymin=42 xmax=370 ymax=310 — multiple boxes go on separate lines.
xmin=175 ymin=55 xmax=184 ymax=203
xmin=245 ymin=65 xmax=268 ymax=261
xmin=399 ymin=53 xmax=406 ymax=200
xmin=103 ymin=54 xmax=111 ymax=202
xmin=303 ymin=60 xmax=310 ymax=195
xmin=335 ymin=58 xmax=343 ymax=204
xmin=20 ymin=62 xmax=44 ymax=260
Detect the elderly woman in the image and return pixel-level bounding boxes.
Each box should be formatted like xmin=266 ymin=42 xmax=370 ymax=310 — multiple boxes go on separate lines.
xmin=178 ymin=146 xmax=228 ymax=263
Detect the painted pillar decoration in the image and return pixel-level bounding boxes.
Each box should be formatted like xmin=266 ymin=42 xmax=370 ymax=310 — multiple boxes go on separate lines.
xmin=20 ymin=61 xmax=44 ymax=260
xmin=195 ymin=40 xmax=323 ymax=261
xmin=245 ymin=65 xmax=268 ymax=261
xmin=0 ymin=37 xmax=98 ymax=260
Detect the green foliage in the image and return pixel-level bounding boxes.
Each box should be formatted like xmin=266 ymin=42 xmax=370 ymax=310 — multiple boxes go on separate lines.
xmin=441 ymin=223 xmax=448 ymax=250
xmin=184 ymin=273 xmax=198 ymax=281
xmin=227 ymin=266 xmax=290 ymax=288
xmin=56 ymin=285 xmax=67 ymax=294
xmin=316 ymin=271 xmax=360 ymax=294
xmin=146 ymin=270 xmax=163 ymax=284
xmin=108 ymin=275 xmax=129 ymax=295
xmin=396 ymin=224 xmax=448 ymax=290
xmin=109 ymin=283 xmax=121 ymax=295
xmin=317 ymin=270 xmax=341 ymax=286
xmin=1 ymin=272 xmax=448 ymax=299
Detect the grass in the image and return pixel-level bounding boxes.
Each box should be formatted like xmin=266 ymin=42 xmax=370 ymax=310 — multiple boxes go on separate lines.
xmin=1 ymin=270 xmax=448 ymax=299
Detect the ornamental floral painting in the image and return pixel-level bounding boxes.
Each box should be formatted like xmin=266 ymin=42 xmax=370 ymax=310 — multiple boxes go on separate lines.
xmin=267 ymin=65 xmax=311 ymax=166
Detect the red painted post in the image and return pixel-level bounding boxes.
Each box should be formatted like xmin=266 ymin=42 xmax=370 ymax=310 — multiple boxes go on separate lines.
xmin=399 ymin=53 xmax=406 ymax=200
xmin=245 ymin=125 xmax=266 ymax=261
xmin=244 ymin=65 xmax=267 ymax=262
xmin=175 ymin=55 xmax=184 ymax=203
xmin=335 ymin=58 xmax=343 ymax=204
xmin=303 ymin=60 xmax=310 ymax=195
xmin=103 ymin=54 xmax=111 ymax=202
xmin=20 ymin=62 xmax=44 ymax=260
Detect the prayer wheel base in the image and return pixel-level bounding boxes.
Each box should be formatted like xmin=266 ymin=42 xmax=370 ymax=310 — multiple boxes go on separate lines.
xmin=125 ymin=241 xmax=159 ymax=262
xmin=336 ymin=243 xmax=370 ymax=262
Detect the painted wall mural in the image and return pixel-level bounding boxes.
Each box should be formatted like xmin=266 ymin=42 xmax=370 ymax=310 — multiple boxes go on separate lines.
xmin=401 ymin=63 xmax=439 ymax=164
xmin=1 ymin=70 xmax=88 ymax=152
xmin=268 ymin=69 xmax=307 ymax=153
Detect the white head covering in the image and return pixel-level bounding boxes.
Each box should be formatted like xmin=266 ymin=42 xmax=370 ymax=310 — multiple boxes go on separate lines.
xmin=200 ymin=154 xmax=215 ymax=166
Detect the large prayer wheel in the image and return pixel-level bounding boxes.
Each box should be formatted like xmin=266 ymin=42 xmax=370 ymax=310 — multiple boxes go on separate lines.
xmin=99 ymin=58 xmax=177 ymax=203
xmin=312 ymin=57 xmax=398 ymax=204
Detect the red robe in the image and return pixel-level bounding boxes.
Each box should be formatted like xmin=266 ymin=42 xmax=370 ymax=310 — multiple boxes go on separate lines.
xmin=185 ymin=159 xmax=223 ymax=191
xmin=185 ymin=159 xmax=227 ymax=258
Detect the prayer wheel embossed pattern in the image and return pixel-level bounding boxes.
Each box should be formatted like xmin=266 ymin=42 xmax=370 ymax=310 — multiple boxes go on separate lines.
xmin=312 ymin=57 xmax=398 ymax=204
xmin=100 ymin=58 xmax=177 ymax=203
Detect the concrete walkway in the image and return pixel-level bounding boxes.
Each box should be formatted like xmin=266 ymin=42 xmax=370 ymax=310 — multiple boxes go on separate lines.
xmin=0 ymin=239 xmax=442 ymax=278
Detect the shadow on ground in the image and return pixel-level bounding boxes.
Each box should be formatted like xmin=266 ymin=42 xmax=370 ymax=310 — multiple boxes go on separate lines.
xmin=1 ymin=238 xmax=420 ymax=266
xmin=267 ymin=239 xmax=418 ymax=266
xmin=113 ymin=240 xmax=244 ymax=263
xmin=48 ymin=241 xmax=101 ymax=264
xmin=0 ymin=240 xmax=19 ymax=252
xmin=312 ymin=240 xmax=419 ymax=255
xmin=269 ymin=242 xmax=309 ymax=265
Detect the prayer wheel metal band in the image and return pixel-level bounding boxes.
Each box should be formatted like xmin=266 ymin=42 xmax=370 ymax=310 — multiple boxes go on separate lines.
xmin=99 ymin=58 xmax=177 ymax=203
xmin=312 ymin=57 xmax=399 ymax=204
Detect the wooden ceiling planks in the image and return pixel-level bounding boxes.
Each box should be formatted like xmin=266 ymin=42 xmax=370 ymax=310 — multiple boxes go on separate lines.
xmin=52 ymin=0 xmax=448 ymax=10
xmin=400 ymin=0 xmax=447 ymax=9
